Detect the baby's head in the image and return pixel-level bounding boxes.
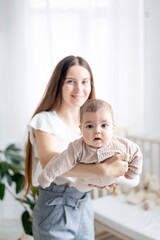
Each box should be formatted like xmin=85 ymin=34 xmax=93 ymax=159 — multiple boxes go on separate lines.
xmin=80 ymin=99 xmax=115 ymax=148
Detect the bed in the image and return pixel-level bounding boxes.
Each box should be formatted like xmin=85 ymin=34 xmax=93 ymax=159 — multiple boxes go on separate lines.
xmin=92 ymin=135 xmax=160 ymax=240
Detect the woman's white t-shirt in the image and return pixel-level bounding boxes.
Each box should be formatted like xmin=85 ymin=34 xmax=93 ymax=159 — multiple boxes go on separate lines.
xmin=28 ymin=111 xmax=80 ymax=187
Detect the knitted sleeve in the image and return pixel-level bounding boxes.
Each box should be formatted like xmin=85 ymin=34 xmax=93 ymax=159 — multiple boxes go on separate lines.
xmin=38 ymin=139 xmax=82 ymax=188
xmin=127 ymin=139 xmax=143 ymax=178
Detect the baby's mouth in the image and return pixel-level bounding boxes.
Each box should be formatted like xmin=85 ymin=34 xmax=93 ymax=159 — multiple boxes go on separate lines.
xmin=94 ymin=137 xmax=101 ymax=141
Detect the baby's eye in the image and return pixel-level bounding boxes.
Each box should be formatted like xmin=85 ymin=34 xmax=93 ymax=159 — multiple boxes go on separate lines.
xmin=101 ymin=123 xmax=108 ymax=128
xmin=86 ymin=124 xmax=94 ymax=129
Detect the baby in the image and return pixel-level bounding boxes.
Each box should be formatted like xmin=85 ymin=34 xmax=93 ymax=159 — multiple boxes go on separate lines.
xmin=38 ymin=99 xmax=143 ymax=192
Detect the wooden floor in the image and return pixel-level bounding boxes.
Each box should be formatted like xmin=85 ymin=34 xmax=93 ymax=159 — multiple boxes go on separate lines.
xmin=0 ymin=219 xmax=121 ymax=240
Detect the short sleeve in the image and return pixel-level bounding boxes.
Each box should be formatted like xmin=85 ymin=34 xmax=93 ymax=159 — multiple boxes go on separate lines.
xmin=27 ymin=111 xmax=58 ymax=145
xmin=28 ymin=111 xmax=57 ymax=133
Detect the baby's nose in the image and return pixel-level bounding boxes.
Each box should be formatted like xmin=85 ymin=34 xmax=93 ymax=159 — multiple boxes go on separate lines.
xmin=94 ymin=129 xmax=101 ymax=134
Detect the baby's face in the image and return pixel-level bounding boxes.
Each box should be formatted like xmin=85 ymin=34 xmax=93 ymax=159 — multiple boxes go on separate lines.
xmin=80 ymin=109 xmax=115 ymax=148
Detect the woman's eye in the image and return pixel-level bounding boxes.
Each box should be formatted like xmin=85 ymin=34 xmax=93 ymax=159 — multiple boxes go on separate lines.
xmin=101 ymin=124 xmax=108 ymax=128
xmin=67 ymin=80 xmax=74 ymax=83
xmin=86 ymin=124 xmax=94 ymax=129
xmin=82 ymin=80 xmax=88 ymax=84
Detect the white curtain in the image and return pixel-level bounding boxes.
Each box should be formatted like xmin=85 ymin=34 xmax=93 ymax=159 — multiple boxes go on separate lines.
xmin=0 ymin=0 xmax=144 ymax=219
xmin=0 ymin=0 xmax=144 ymax=149
xmin=27 ymin=0 xmax=144 ymax=133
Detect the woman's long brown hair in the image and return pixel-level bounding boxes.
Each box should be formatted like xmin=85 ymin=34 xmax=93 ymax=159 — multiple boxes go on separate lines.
xmin=24 ymin=55 xmax=96 ymax=196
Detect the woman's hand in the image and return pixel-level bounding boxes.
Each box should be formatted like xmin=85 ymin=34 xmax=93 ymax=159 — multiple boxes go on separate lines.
xmin=100 ymin=153 xmax=129 ymax=178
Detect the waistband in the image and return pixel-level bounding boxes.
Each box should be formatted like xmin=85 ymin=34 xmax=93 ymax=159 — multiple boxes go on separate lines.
xmin=37 ymin=183 xmax=90 ymax=210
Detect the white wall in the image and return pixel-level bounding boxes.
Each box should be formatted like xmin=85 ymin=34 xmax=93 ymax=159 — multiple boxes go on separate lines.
xmin=1 ymin=2 xmax=160 ymax=146
xmin=0 ymin=0 xmax=29 ymax=149
xmin=0 ymin=0 xmax=26 ymax=219
xmin=144 ymin=0 xmax=160 ymax=137
xmin=0 ymin=0 xmax=144 ymax=149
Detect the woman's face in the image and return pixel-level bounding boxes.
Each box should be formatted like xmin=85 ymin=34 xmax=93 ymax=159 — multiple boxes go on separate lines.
xmin=62 ymin=65 xmax=91 ymax=108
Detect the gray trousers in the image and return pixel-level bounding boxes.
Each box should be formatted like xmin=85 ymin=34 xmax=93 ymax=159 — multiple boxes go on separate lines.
xmin=33 ymin=183 xmax=95 ymax=240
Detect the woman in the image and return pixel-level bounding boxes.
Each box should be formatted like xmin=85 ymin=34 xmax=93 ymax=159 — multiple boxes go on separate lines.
xmin=25 ymin=55 xmax=128 ymax=240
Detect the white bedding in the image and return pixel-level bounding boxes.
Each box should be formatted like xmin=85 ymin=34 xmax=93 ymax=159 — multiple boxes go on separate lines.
xmin=93 ymin=195 xmax=160 ymax=240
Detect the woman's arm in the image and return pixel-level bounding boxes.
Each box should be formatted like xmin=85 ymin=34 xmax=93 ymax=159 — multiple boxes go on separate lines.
xmin=34 ymin=129 xmax=128 ymax=178
xmin=63 ymin=154 xmax=129 ymax=178
xmin=33 ymin=129 xmax=59 ymax=168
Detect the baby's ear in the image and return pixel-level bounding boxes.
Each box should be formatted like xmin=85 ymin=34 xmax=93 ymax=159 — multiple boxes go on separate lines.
xmin=113 ymin=123 xmax=115 ymax=130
